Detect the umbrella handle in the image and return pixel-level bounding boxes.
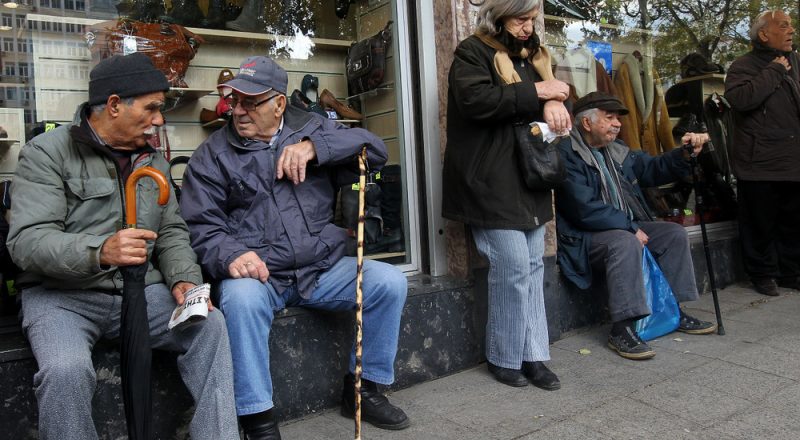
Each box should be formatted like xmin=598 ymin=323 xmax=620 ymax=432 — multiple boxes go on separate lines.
xmin=125 ymin=166 xmax=170 ymax=229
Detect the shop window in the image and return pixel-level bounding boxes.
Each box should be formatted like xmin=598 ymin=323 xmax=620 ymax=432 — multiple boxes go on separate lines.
xmin=542 ymin=2 xmax=757 ymax=228
xmin=19 ymin=0 xmax=420 ymax=270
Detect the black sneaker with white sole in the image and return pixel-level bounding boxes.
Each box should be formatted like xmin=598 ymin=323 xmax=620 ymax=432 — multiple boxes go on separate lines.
xmin=607 ymin=325 xmax=656 ymax=360
xmin=678 ymin=310 xmax=717 ymax=335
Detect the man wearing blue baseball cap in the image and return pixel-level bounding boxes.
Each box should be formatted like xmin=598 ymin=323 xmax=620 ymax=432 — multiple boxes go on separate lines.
xmin=180 ymin=56 xmax=410 ymax=439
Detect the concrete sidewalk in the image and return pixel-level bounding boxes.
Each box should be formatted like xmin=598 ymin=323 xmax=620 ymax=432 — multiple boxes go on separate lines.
xmin=280 ymin=283 xmax=800 ymax=439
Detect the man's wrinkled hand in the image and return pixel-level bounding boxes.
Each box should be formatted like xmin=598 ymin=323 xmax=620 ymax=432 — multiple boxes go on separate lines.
xmin=635 ymin=229 xmax=649 ymax=246
xmin=228 ymin=251 xmax=269 ymax=283
xmin=99 ymin=228 xmax=157 ymax=267
xmin=277 ymin=139 xmax=317 ymax=185
xmin=171 ymin=281 xmax=214 ymax=311
xmin=535 ymin=79 xmax=570 ymax=101
xmin=681 ymin=132 xmax=708 ymax=156
xmin=542 ymin=100 xmax=572 ymax=134
xmin=772 ymin=56 xmax=791 ymax=71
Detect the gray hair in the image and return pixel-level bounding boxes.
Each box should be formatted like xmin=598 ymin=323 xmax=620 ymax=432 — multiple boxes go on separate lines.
xmin=475 ymin=0 xmax=541 ymax=36
xmin=750 ymin=10 xmax=786 ymax=42
xmin=574 ymin=108 xmax=601 ymax=129
xmin=90 ymin=96 xmax=136 ymax=115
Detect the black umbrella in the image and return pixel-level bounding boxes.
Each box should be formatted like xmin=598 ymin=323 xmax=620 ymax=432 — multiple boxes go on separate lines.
xmin=121 ymin=166 xmax=170 ymax=439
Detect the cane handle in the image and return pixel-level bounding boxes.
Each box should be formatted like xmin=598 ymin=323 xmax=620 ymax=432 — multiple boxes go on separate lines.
xmin=125 ymin=166 xmax=170 ymax=229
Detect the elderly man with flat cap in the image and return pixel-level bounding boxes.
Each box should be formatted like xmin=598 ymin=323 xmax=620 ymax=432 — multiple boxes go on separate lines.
xmin=7 ymin=53 xmax=238 ymax=439
xmin=554 ymin=92 xmax=717 ymax=360
xmin=180 ymin=56 xmax=409 ymax=439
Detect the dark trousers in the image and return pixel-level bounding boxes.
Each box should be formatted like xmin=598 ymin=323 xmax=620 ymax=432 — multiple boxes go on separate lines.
xmin=589 ymin=221 xmax=700 ymax=322
xmin=737 ymin=180 xmax=800 ymax=281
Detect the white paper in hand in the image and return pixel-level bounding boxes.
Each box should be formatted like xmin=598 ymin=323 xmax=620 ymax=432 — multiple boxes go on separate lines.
xmin=168 ymin=283 xmax=211 ymax=331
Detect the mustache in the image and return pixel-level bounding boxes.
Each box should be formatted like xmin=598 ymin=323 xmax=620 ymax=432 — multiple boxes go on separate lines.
xmin=608 ymin=127 xmax=620 ymax=134
xmin=143 ymin=126 xmax=158 ymax=136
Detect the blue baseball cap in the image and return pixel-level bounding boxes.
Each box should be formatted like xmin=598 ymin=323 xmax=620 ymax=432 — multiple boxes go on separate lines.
xmin=222 ymin=56 xmax=288 ymax=96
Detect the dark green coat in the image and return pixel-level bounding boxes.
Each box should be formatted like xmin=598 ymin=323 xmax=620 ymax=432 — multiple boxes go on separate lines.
xmin=442 ymin=35 xmax=553 ymax=229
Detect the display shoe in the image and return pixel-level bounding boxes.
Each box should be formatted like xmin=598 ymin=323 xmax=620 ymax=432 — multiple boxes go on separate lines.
xmin=301 ymin=74 xmax=320 ymax=103
xmin=239 ymin=409 xmax=281 ymax=440
xmin=341 ymin=373 xmax=410 ymax=430
xmin=487 ymin=362 xmax=528 ymax=387
xmin=226 ymin=0 xmax=266 ymax=32
xmin=289 ymin=89 xmax=327 ymax=117
xmin=199 ymin=108 xmax=220 ymax=124
xmin=521 ymin=361 xmax=561 ymax=391
xmin=320 ymin=89 xmax=363 ymax=120
xmin=217 ymin=68 xmax=235 ymax=86
xmin=0 ymin=126 xmax=7 ymax=138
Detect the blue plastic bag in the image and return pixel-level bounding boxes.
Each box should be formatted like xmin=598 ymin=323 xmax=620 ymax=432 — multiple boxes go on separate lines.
xmin=634 ymin=247 xmax=680 ymax=341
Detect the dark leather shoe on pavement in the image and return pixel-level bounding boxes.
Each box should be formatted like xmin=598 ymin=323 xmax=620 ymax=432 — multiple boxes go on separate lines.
xmin=487 ymin=362 xmax=528 ymax=387
xmin=341 ymin=373 xmax=410 ymax=430
xmin=521 ymin=361 xmax=561 ymax=390
xmin=753 ymin=278 xmax=779 ymax=296
xmin=240 ymin=409 xmax=281 ymax=440
xmin=608 ymin=325 xmax=656 ymax=360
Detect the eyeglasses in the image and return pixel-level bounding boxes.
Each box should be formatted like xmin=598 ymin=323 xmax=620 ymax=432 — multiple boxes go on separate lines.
xmin=225 ymin=93 xmax=281 ymax=111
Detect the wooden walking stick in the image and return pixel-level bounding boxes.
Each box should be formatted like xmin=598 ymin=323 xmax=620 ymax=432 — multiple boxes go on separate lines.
xmin=354 ymin=147 xmax=367 ymax=440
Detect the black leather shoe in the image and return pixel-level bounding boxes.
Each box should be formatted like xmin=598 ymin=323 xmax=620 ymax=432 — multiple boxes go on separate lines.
xmin=239 ymin=409 xmax=281 ymax=440
xmin=341 ymin=373 xmax=410 ymax=430
xmin=753 ymin=278 xmax=779 ymax=296
xmin=522 ymin=361 xmax=561 ymax=391
xmin=487 ymin=362 xmax=528 ymax=387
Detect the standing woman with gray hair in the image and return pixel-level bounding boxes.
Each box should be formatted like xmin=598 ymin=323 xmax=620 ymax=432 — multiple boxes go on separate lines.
xmin=442 ymin=0 xmax=570 ymax=389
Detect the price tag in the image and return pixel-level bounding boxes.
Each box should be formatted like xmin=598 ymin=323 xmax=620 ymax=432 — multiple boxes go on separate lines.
xmin=123 ymin=35 xmax=137 ymax=55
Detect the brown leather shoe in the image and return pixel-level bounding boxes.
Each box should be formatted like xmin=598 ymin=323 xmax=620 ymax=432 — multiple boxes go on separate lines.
xmin=217 ymin=68 xmax=234 ymax=86
xmin=320 ymin=89 xmax=363 ymax=120
xmin=199 ymin=108 xmax=220 ymax=124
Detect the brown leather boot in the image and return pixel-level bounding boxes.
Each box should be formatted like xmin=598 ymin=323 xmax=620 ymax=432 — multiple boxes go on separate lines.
xmin=320 ymin=89 xmax=364 ymax=120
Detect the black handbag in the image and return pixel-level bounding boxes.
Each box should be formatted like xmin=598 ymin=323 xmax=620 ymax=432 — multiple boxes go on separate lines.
xmin=514 ymin=123 xmax=566 ymax=190
xmin=346 ymin=21 xmax=393 ymax=96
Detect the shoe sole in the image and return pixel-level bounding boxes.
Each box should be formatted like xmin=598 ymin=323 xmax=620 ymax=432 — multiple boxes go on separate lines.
xmin=678 ymin=324 xmax=717 ymax=335
xmin=340 ymin=406 xmax=411 ymax=430
xmin=531 ymin=381 xmax=561 ymax=391
xmin=607 ymin=342 xmax=656 ymax=360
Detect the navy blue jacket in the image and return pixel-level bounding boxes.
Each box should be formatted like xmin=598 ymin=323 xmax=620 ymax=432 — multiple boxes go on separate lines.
xmin=180 ymin=106 xmax=387 ymax=298
xmin=554 ymin=130 xmax=689 ymax=289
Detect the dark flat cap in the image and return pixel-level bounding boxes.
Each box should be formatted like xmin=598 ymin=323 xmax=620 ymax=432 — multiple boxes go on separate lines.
xmin=573 ymin=91 xmax=629 ymax=116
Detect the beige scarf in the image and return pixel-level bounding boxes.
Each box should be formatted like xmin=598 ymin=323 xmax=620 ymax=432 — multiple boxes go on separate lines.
xmin=475 ymin=31 xmax=555 ymax=84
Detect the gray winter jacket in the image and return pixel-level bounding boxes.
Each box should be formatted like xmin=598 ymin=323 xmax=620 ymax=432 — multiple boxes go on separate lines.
xmin=7 ymin=105 xmax=202 ymax=291
xmin=179 ymin=106 xmax=387 ymax=298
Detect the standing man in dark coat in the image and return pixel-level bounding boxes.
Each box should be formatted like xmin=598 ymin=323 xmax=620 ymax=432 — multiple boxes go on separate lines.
xmin=725 ymin=9 xmax=800 ymax=296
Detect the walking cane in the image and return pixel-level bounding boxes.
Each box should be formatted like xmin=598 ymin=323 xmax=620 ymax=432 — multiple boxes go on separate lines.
xmin=354 ymin=147 xmax=367 ymax=440
xmin=121 ymin=166 xmax=170 ymax=439
xmin=684 ymin=143 xmax=725 ymax=335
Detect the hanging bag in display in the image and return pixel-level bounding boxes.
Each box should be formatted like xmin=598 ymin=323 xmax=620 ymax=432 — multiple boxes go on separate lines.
xmin=513 ymin=122 xmax=566 ymax=190
xmin=346 ymin=21 xmax=393 ymax=96
xmin=635 ymin=247 xmax=681 ymax=341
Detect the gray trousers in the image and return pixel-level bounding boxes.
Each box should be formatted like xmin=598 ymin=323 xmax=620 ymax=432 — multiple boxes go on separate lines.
xmin=589 ymin=221 xmax=699 ymax=322
xmin=20 ymin=284 xmax=239 ymax=440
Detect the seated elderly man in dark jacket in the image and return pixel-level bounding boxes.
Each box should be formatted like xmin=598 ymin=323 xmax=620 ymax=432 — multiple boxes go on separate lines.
xmin=7 ymin=53 xmax=238 ymax=439
xmin=179 ymin=56 xmax=409 ymax=439
xmin=554 ymin=92 xmax=716 ymax=361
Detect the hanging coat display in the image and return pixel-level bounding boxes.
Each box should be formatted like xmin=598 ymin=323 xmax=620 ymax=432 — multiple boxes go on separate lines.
xmin=614 ymin=53 xmax=674 ymax=156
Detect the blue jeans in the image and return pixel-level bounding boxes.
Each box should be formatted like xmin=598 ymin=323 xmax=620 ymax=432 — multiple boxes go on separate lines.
xmin=472 ymin=226 xmax=551 ymax=369
xmin=218 ymin=257 xmax=407 ymax=416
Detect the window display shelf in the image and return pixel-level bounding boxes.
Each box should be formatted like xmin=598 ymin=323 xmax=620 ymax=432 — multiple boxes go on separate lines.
xmin=185 ymin=27 xmax=354 ymax=50
xmin=346 ymin=84 xmax=394 ymax=101
xmin=164 ymin=88 xmax=214 ymax=113
xmin=0 ymin=139 xmax=20 ymax=154
xmin=201 ymin=118 xmax=227 ymax=129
